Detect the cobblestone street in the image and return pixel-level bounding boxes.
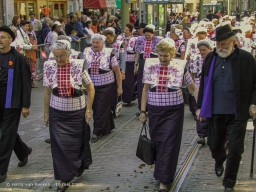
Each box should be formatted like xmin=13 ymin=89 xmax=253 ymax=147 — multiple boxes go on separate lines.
xmin=0 ymin=81 xmax=255 ymax=192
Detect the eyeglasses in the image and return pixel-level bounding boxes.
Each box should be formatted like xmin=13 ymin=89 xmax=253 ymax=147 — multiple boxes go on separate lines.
xmin=216 ymin=40 xmax=233 ymax=48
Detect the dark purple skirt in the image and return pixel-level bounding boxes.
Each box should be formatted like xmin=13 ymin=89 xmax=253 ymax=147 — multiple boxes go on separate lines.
xmin=93 ymin=83 xmax=113 ymax=135
xmin=148 ymin=103 xmax=184 ymax=183
xmin=122 ymin=61 xmax=135 ymax=103
xmin=49 ymin=107 xmax=85 ymax=181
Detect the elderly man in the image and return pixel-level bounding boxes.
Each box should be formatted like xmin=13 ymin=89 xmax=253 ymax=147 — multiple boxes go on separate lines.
xmin=196 ymin=24 xmax=256 ymax=192
xmin=0 ymin=25 xmax=32 ymax=183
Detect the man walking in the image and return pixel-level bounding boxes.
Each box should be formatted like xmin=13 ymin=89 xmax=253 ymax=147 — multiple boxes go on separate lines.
xmin=0 ymin=25 xmax=32 ymax=183
xmin=196 ymin=24 xmax=256 ymax=192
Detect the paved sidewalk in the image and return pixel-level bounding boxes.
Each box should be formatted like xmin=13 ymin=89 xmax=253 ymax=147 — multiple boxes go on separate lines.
xmin=180 ymin=123 xmax=256 ymax=192
xmin=0 ymin=81 xmax=198 ymax=192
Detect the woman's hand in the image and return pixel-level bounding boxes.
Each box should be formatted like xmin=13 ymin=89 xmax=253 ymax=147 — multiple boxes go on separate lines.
xmin=117 ymin=86 xmax=123 ymax=96
xmin=85 ymin=110 xmax=92 ymax=123
xmin=44 ymin=114 xmax=49 ymax=127
xmin=139 ymin=113 xmax=147 ymax=124
xmin=134 ymin=64 xmax=139 ymax=74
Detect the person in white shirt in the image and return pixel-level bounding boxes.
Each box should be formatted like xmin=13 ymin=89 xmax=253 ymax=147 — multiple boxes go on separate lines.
xmin=16 ymin=20 xmax=37 ymax=51
xmin=84 ymin=18 xmax=94 ymax=45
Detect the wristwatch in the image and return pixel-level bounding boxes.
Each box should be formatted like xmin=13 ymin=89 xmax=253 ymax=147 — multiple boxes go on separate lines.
xmin=121 ymin=71 xmax=125 ymax=74
xmin=140 ymin=110 xmax=146 ymax=115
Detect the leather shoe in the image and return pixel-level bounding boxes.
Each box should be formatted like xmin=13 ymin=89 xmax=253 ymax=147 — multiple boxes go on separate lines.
xmin=215 ymin=162 xmax=224 ymax=177
xmin=197 ymin=137 xmax=206 ymax=145
xmin=18 ymin=147 xmax=32 ymax=167
xmin=224 ymin=187 xmax=235 ymax=192
xmin=0 ymin=173 xmax=7 ymax=183
xmin=45 ymin=139 xmax=51 ymax=144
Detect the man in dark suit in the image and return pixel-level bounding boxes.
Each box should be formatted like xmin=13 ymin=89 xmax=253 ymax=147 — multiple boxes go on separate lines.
xmin=0 ymin=25 xmax=32 ymax=183
xmin=196 ymin=24 xmax=256 ymax=192
xmin=165 ymin=12 xmax=178 ymax=33
xmin=207 ymin=10 xmax=213 ymax=21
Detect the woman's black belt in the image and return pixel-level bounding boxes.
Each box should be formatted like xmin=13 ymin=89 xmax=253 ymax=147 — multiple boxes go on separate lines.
xmin=150 ymin=87 xmax=178 ymax=92
xmin=52 ymin=88 xmax=84 ymax=97
xmin=88 ymin=68 xmax=111 ymax=74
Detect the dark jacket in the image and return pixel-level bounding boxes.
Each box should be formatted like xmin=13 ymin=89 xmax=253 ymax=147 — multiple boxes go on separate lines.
xmin=197 ymin=47 xmax=256 ymax=120
xmin=165 ymin=19 xmax=178 ymax=33
xmin=65 ymin=22 xmax=75 ymax=36
xmin=41 ymin=23 xmax=50 ymax=43
xmin=9 ymin=47 xmax=31 ymax=109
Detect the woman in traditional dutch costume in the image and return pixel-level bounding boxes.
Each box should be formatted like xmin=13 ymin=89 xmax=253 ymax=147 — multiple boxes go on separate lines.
xmin=187 ymin=27 xmax=210 ymax=117
xmin=190 ymin=40 xmax=212 ymax=145
xmin=168 ymin=27 xmax=186 ymax=59
xmin=139 ymin=38 xmax=199 ymax=192
xmin=48 ymin=36 xmax=82 ymax=61
xmin=116 ymin=23 xmax=137 ymax=106
xmin=134 ymin=24 xmax=162 ymax=115
xmin=206 ymin=22 xmax=216 ymax=39
xmin=43 ymin=40 xmax=95 ymax=192
xmin=102 ymin=27 xmax=125 ymax=118
xmin=83 ymin=34 xmax=122 ymax=142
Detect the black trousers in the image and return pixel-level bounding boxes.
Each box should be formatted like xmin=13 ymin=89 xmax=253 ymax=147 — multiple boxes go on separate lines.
xmin=207 ymin=114 xmax=247 ymax=188
xmin=0 ymin=108 xmax=30 ymax=173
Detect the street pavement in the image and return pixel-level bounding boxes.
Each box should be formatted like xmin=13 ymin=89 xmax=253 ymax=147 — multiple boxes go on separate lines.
xmin=0 ymin=80 xmax=255 ymax=192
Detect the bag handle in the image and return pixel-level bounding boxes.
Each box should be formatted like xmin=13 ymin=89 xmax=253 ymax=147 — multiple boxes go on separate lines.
xmin=140 ymin=123 xmax=149 ymax=137
xmin=117 ymin=94 xmax=122 ymax=103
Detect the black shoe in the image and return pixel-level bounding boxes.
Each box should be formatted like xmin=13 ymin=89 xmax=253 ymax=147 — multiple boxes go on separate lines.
xmin=136 ymin=111 xmax=140 ymax=116
xmin=215 ymin=162 xmax=224 ymax=177
xmin=91 ymin=134 xmax=98 ymax=143
xmin=197 ymin=137 xmax=206 ymax=145
xmin=0 ymin=173 xmax=7 ymax=183
xmin=18 ymin=147 xmax=32 ymax=167
xmin=126 ymin=102 xmax=131 ymax=107
xmin=45 ymin=139 xmax=51 ymax=144
xmin=76 ymin=163 xmax=84 ymax=177
xmin=57 ymin=182 xmax=69 ymax=192
xmin=158 ymin=182 xmax=172 ymax=192
xmin=224 ymin=187 xmax=235 ymax=192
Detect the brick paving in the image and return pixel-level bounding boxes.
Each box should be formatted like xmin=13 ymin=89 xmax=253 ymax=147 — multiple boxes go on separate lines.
xmin=180 ymin=123 xmax=256 ymax=192
xmin=2 ymin=81 xmax=255 ymax=192
xmin=0 ymin=81 xmax=197 ymax=192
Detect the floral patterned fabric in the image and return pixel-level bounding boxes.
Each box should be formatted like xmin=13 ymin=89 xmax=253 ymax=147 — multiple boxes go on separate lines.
xmin=135 ymin=36 xmax=162 ymax=54
xmin=142 ymin=58 xmax=187 ymax=88
xmin=83 ymin=47 xmax=118 ymax=70
xmin=43 ymin=59 xmax=88 ymax=90
xmin=189 ymin=53 xmax=204 ymax=74
xmin=116 ymin=34 xmax=137 ymax=61
xmin=237 ymin=34 xmax=253 ymax=53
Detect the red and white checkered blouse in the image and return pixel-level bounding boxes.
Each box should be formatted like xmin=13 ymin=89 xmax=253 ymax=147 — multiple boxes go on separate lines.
xmin=144 ymin=40 xmax=152 ymax=59
xmin=148 ymin=71 xmax=193 ymax=106
xmin=57 ymin=63 xmax=71 ymax=97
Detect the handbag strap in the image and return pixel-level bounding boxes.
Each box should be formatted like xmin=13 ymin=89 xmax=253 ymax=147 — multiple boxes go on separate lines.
xmin=117 ymin=94 xmax=122 ymax=103
xmin=140 ymin=123 xmax=149 ymax=137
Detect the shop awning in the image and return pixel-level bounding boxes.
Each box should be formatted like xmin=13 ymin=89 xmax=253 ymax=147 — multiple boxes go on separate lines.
xmin=83 ymin=0 xmax=107 ymax=9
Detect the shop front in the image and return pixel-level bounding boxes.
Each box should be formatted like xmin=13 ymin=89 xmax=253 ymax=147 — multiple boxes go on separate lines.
xmin=14 ymin=0 xmax=69 ymax=20
xmin=143 ymin=0 xmax=184 ymax=35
